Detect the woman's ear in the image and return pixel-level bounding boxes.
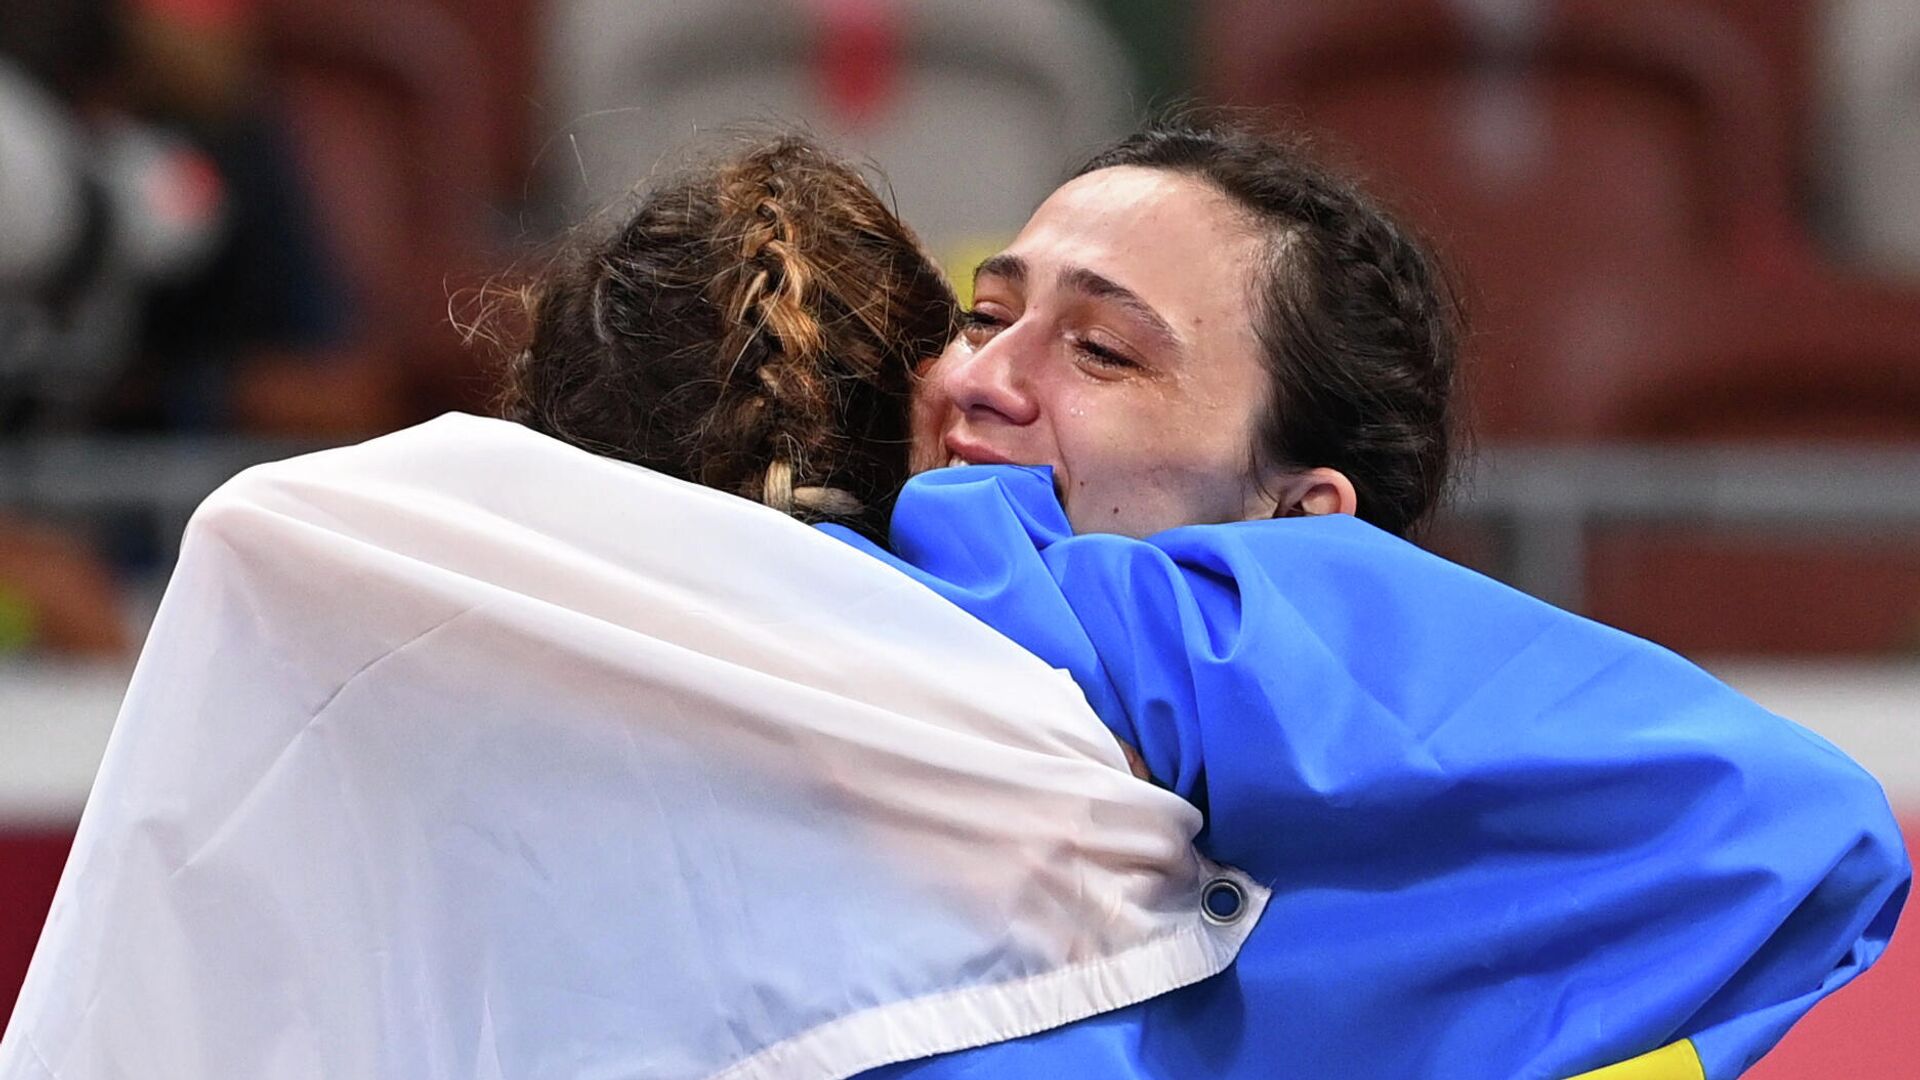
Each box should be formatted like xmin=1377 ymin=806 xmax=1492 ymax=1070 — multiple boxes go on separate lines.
xmin=1266 ymin=467 xmax=1358 ymax=520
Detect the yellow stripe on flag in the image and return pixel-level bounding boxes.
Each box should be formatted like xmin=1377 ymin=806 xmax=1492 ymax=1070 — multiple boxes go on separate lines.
xmin=1566 ymin=1039 xmax=1706 ymax=1080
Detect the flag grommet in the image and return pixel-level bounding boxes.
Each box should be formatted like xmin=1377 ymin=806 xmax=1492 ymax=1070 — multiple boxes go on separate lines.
xmin=1201 ymin=877 xmax=1246 ymax=925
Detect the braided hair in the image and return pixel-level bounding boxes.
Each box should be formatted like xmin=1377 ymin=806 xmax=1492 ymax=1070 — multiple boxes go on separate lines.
xmin=1079 ymin=112 xmax=1464 ymax=537
xmin=493 ymin=136 xmax=958 ymax=539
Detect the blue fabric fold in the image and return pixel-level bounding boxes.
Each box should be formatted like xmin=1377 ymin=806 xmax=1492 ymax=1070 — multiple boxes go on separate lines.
xmin=822 ymin=465 xmax=1909 ymax=1080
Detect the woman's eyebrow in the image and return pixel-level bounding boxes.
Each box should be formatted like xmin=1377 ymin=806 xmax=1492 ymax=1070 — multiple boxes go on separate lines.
xmin=972 ymin=254 xmax=1183 ymax=353
xmin=1058 ymin=265 xmax=1183 ymax=352
xmin=973 ymin=253 xmax=1026 ymax=286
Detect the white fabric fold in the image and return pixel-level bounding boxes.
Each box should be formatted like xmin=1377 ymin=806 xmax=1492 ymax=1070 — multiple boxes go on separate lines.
xmin=0 ymin=414 xmax=1264 ymax=1080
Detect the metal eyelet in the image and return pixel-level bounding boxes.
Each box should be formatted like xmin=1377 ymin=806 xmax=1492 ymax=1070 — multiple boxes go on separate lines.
xmin=1201 ymin=876 xmax=1247 ymax=925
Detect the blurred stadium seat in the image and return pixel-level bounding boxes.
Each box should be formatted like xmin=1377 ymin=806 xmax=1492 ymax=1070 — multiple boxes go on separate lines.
xmin=235 ymin=0 xmax=496 ymax=432
xmin=1822 ymin=0 xmax=1920 ymax=277
xmin=541 ymin=0 xmax=1131 ymax=271
xmin=420 ymin=0 xmax=542 ymax=209
xmin=1583 ymin=275 xmax=1920 ymax=654
xmin=1202 ymin=0 xmax=1814 ymax=441
xmin=1674 ymin=0 xmax=1920 ymax=284
xmin=1693 ymin=0 xmax=1819 ymax=157
xmin=1653 ymin=0 xmax=1920 ymax=277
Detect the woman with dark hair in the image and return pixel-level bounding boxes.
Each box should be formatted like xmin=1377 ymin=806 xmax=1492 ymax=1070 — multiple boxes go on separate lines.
xmin=923 ymin=113 xmax=1461 ymax=542
xmin=495 ymin=114 xmax=1903 ymax=1079
xmin=837 ymin=116 xmax=1903 ymax=1079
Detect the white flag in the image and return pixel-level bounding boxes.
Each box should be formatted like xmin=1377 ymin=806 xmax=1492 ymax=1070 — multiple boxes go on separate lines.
xmin=1 ymin=414 xmax=1262 ymax=1080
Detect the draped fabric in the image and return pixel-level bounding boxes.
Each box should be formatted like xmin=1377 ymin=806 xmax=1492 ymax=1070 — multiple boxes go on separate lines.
xmin=0 ymin=417 xmax=1264 ymax=1080
xmin=828 ymin=465 xmax=1910 ymax=1080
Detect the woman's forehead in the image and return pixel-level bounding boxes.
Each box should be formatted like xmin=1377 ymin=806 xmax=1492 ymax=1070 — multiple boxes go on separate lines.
xmin=1022 ymin=167 xmax=1247 ymax=247
xmin=1003 ymin=167 xmax=1263 ymax=352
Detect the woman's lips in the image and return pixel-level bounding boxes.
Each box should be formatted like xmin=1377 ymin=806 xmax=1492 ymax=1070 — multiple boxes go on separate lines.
xmin=942 ymin=436 xmax=1018 ymax=467
xmin=942 ymin=438 xmax=1069 ymax=503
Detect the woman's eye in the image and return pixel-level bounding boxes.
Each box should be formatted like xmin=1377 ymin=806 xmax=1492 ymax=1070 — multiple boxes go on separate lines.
xmin=1072 ymin=338 xmax=1138 ymax=370
xmin=960 ymin=308 xmax=1005 ymax=343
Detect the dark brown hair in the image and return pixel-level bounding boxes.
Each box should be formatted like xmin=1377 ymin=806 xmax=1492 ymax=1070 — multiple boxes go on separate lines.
xmin=491 ymin=136 xmax=958 ymax=539
xmin=1079 ymin=111 xmax=1463 ymax=537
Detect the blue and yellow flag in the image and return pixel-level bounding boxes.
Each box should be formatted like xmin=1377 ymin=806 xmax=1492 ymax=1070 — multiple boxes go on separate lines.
xmin=828 ymin=465 xmax=1909 ymax=1080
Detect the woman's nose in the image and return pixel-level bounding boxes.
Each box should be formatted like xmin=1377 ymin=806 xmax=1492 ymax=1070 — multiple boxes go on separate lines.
xmin=938 ymin=326 xmax=1041 ymax=426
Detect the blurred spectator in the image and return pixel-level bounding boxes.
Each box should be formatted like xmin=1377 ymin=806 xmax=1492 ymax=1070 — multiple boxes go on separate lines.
xmin=0 ymin=63 xmax=88 ymax=293
xmin=0 ymin=0 xmax=119 ymax=104
xmin=0 ymin=40 xmax=228 ymax=429
xmin=0 ymin=0 xmax=359 ymax=434
xmin=1822 ymin=0 xmax=1920 ymax=279
xmin=113 ymin=0 xmax=362 ymax=432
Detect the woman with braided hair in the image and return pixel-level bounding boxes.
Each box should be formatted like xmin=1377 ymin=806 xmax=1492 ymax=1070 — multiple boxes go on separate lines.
xmin=495 ymin=135 xmax=954 ymax=541
xmin=1 ymin=135 xmax=1265 ymax=1080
